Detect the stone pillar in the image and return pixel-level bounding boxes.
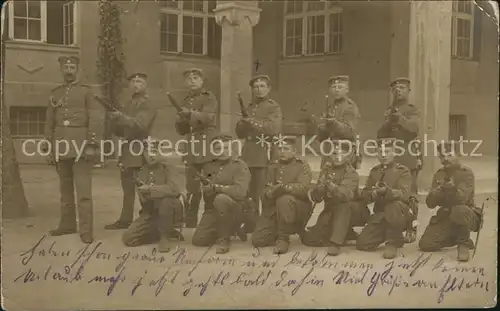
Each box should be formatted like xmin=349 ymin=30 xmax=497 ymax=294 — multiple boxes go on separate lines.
xmin=214 ymin=1 xmax=261 ymax=135
xmin=408 ymin=1 xmax=452 ymax=190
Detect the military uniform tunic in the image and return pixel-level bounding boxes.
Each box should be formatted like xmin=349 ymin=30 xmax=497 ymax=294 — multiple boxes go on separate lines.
xmin=109 ymin=92 xmax=157 ymax=225
xmin=251 ymin=157 xmax=313 ymax=247
xmin=356 ymin=162 xmax=413 ymax=250
xmin=235 ymin=96 xmax=282 ymax=227
xmin=192 ymin=158 xmax=251 ymax=246
xmin=175 ymin=88 xmax=218 ymax=227
xmin=44 ymin=82 xmax=105 ymax=238
xmin=302 ymin=164 xmax=370 ymax=246
xmin=122 ymin=161 xmax=183 ymax=247
xmin=419 ymin=164 xmax=480 ymax=251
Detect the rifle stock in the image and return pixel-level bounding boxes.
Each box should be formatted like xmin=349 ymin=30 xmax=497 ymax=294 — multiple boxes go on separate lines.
xmin=237 ymin=92 xmax=249 ymax=118
xmin=166 ymin=92 xmax=183 ymax=113
xmin=93 ymin=94 xmax=120 ymax=112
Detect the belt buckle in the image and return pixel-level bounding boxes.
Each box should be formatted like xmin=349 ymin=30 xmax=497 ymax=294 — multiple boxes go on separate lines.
xmin=63 ymin=120 xmax=70 ymax=126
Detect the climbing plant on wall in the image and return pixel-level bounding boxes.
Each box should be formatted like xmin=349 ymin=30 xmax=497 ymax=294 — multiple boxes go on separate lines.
xmin=97 ymin=0 xmax=126 ymax=155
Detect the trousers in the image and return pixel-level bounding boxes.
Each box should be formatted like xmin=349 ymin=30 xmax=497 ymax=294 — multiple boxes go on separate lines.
xmin=192 ymin=194 xmax=243 ymax=246
xmin=302 ymin=200 xmax=370 ymax=247
xmin=184 ymin=163 xmax=204 ymax=226
xmin=122 ymin=197 xmax=183 ymax=246
xmin=356 ymin=200 xmax=411 ymax=250
xmin=56 ymin=158 xmax=93 ymax=235
xmin=117 ymin=167 xmax=141 ymax=223
xmin=418 ymin=205 xmax=479 ymax=251
xmin=252 ymin=195 xmax=312 ymax=247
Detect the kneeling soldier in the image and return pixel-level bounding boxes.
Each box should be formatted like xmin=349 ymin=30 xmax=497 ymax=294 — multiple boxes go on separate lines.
xmin=122 ymin=139 xmax=184 ymax=253
xmin=302 ymin=140 xmax=370 ymax=256
xmin=418 ymin=142 xmax=481 ymax=262
xmin=192 ymin=134 xmax=251 ymax=254
xmin=251 ymin=136 xmax=313 ymax=254
xmin=356 ymin=138 xmax=413 ymax=259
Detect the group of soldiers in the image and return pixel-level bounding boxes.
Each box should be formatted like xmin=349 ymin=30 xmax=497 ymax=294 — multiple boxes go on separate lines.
xmin=44 ymin=55 xmax=483 ymax=263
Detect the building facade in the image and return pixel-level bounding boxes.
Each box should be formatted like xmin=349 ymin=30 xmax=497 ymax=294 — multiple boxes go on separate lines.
xmin=3 ymin=0 xmax=498 ymax=172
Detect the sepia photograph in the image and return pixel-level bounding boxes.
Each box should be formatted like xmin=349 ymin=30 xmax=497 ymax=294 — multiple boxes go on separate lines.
xmin=1 ymin=0 xmax=498 ymax=309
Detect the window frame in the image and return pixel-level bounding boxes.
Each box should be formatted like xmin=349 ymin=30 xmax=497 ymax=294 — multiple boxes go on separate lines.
xmin=159 ymin=0 xmax=217 ymax=57
xmin=451 ymin=0 xmax=475 ymax=60
xmin=7 ymin=0 xmax=78 ymax=46
xmin=9 ymin=106 xmax=47 ymax=138
xmin=283 ymin=0 xmax=343 ymax=58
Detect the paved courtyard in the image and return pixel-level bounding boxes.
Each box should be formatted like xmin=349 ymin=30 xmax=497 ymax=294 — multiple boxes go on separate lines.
xmin=1 ymin=164 xmax=497 ymax=310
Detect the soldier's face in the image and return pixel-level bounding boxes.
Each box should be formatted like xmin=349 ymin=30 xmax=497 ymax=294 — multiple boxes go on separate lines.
xmin=439 ymin=151 xmax=459 ymax=166
xmin=129 ymin=77 xmax=147 ymax=94
xmin=213 ymin=141 xmax=232 ymax=160
xmin=252 ymin=81 xmax=270 ymax=98
xmin=278 ymin=144 xmax=294 ymax=160
xmin=392 ymin=84 xmax=409 ymax=100
xmin=185 ymin=74 xmax=204 ymax=90
xmin=331 ymin=148 xmax=351 ymax=166
xmin=61 ymin=63 xmax=78 ymax=80
xmin=377 ymin=146 xmax=395 ymax=164
xmin=330 ymin=82 xmax=348 ymax=99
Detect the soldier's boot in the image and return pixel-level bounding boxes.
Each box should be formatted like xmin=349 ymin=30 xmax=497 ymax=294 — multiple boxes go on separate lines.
xmin=327 ymin=243 xmax=342 ymax=256
xmin=457 ymin=244 xmax=470 ymax=262
xmin=158 ymin=236 xmax=172 ymax=253
xmin=273 ymin=239 xmax=290 ymax=254
xmin=105 ymin=220 xmax=132 ymax=230
xmin=79 ymin=233 xmax=93 ymax=244
xmin=170 ymin=230 xmax=185 ymax=241
xmin=404 ymin=196 xmax=419 ymax=244
xmin=50 ymin=204 xmax=77 ymax=236
xmin=243 ymin=199 xmax=258 ymax=234
xmin=216 ymin=238 xmax=230 ymax=254
xmin=343 ymin=228 xmax=359 ymax=246
xmin=383 ymin=244 xmax=398 ymax=259
xmin=235 ymin=224 xmax=248 ymax=242
xmin=185 ymin=193 xmax=201 ymax=228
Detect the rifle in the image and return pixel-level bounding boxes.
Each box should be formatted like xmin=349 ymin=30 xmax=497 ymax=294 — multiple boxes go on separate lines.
xmin=237 ymin=92 xmax=249 ymax=118
xmin=93 ymin=94 xmax=121 ymax=113
xmin=322 ymin=94 xmax=334 ymax=120
xmin=194 ymin=172 xmax=212 ymax=186
xmin=376 ymin=164 xmax=388 ymax=188
xmin=166 ymin=92 xmax=183 ymax=113
xmin=134 ymin=178 xmax=148 ymax=203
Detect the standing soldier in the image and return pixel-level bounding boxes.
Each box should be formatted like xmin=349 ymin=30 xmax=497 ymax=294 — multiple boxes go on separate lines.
xmin=192 ymin=134 xmax=251 ymax=254
xmin=235 ymin=74 xmax=282 ymax=232
xmin=105 ymin=72 xmax=157 ymax=230
xmin=251 ymin=136 xmax=313 ymax=254
xmin=174 ymin=68 xmax=218 ymax=228
xmin=377 ymin=77 xmax=421 ymax=243
xmin=356 ymin=138 xmax=413 ymax=259
xmin=122 ymin=139 xmax=184 ymax=253
xmin=418 ymin=142 xmax=481 ymax=262
xmin=44 ymin=56 xmax=104 ymax=243
xmin=316 ymin=75 xmax=361 ymax=169
xmin=302 ymin=140 xmax=370 ymax=256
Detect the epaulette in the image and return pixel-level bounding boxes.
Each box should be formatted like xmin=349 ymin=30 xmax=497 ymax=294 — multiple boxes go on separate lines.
xmin=293 ymin=156 xmax=307 ymax=164
xmin=346 ymin=97 xmax=356 ymax=105
xmin=268 ymin=99 xmax=279 ymax=105
xmin=51 ymin=84 xmax=64 ymax=92
xmin=396 ymin=163 xmax=411 ymax=172
xmin=79 ymin=83 xmax=90 ymax=88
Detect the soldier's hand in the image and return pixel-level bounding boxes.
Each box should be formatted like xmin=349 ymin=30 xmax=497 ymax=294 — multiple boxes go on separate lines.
xmin=325 ymin=181 xmax=337 ymax=193
xmin=137 ymin=185 xmax=150 ymax=196
xmin=442 ymin=180 xmax=455 ymax=190
xmin=202 ymin=184 xmax=215 ymax=195
xmin=109 ymin=111 xmax=122 ymax=119
xmin=178 ymin=107 xmax=191 ymax=118
xmin=375 ymin=185 xmax=388 ymax=196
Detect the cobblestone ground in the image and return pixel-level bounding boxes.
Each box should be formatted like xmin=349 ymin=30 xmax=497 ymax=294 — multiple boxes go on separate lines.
xmin=1 ymin=166 xmax=497 ymax=310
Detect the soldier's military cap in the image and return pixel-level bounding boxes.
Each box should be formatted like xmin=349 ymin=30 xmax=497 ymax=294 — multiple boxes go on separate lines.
xmin=211 ymin=133 xmax=233 ymax=143
xmin=377 ymin=137 xmax=398 ymax=148
xmin=328 ymin=75 xmax=349 ymax=85
xmin=249 ymin=74 xmax=271 ymax=86
xmin=58 ymin=56 xmax=79 ymax=65
xmin=128 ymin=72 xmax=148 ymax=81
xmin=389 ymin=77 xmax=410 ymax=88
xmin=331 ymin=139 xmax=353 ymax=151
xmin=280 ymin=135 xmax=298 ymax=146
xmin=183 ymin=68 xmax=205 ymax=79
xmin=437 ymin=141 xmax=459 ymax=154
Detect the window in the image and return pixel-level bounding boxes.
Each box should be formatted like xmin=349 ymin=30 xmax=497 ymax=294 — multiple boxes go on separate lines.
xmin=451 ymin=1 xmax=474 ymax=59
xmin=7 ymin=0 xmax=77 ymax=46
xmin=449 ymin=114 xmax=467 ymax=141
xmin=10 ymin=107 xmax=47 ymax=138
xmin=283 ymin=0 xmax=343 ymax=57
xmin=160 ymin=0 xmax=221 ymax=59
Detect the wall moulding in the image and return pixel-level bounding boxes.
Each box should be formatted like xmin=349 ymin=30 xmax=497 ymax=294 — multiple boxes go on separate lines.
xmin=214 ymin=3 xmax=261 ymax=26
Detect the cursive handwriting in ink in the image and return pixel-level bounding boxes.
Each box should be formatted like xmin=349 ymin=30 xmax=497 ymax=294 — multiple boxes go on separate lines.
xmin=437 ymin=274 xmax=490 ymax=304
xmin=366 ymin=260 xmax=395 ymax=297
xmin=397 ymin=253 xmax=432 ymax=277
xmin=131 ymin=270 xmax=147 ymax=296
xmin=148 ymin=268 xmax=180 ymax=297
xmin=87 ymin=265 xmax=126 ymax=296
xmin=13 ymin=268 xmax=40 ymax=283
xmin=230 ymin=270 xmax=272 ymax=287
xmin=432 ymin=258 xmax=485 ymax=277
xmin=182 ymin=270 xmax=230 ymax=297
xmin=187 ymin=246 xmax=212 ymax=277
xmin=274 ymin=267 xmax=323 ymax=296
xmin=332 ymin=267 xmax=371 ymax=285
xmin=19 ymin=235 xmax=72 ymax=266
xmin=70 ymin=241 xmax=102 ymax=270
